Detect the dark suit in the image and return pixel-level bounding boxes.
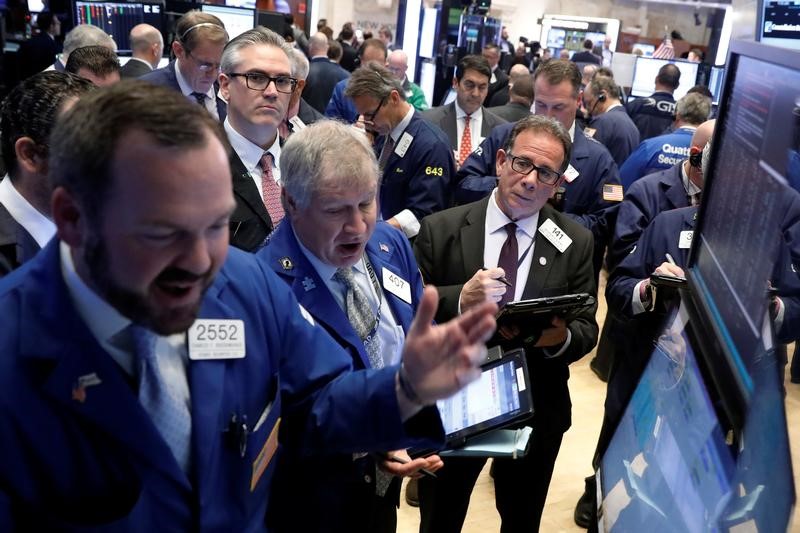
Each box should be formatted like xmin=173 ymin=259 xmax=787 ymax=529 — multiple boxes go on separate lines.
xmin=140 ymin=61 xmax=227 ymax=121
xmin=0 ymin=203 xmax=41 ymax=276
xmin=487 ymin=84 xmax=510 ymax=107
xmin=260 ymin=222 xmax=425 ymax=533
xmin=228 ymin=151 xmax=273 ymax=253
xmin=486 ymin=68 xmax=509 ymax=107
xmin=413 ymin=198 xmax=598 ymax=533
xmin=17 ymin=32 xmax=58 ymax=80
xmin=339 ymin=40 xmax=359 ymax=72
xmin=585 ymin=106 xmax=640 ymax=167
xmin=488 ymin=101 xmax=531 ymax=123
xmin=571 ymin=50 xmax=601 ymax=65
xmin=120 ymin=58 xmax=153 ymax=79
xmin=421 ymin=102 xmax=507 ymax=152
xmin=0 ymin=241 xmax=444 ymax=530
xmin=304 ymin=57 xmax=350 ymax=114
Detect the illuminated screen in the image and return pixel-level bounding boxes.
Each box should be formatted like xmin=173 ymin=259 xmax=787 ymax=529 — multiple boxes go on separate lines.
xmin=630 ymin=57 xmax=699 ymax=100
xmin=201 ymin=4 xmax=254 ymax=40
xmin=74 ymin=1 xmax=144 ymax=52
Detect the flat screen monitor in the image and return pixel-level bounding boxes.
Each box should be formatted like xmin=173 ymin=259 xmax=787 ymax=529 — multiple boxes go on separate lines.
xmin=74 ymin=1 xmax=145 ymax=52
xmin=226 ymin=0 xmax=255 ymax=9
xmin=610 ymin=52 xmax=637 ymax=88
xmin=633 ymin=43 xmax=655 ymax=56
xmin=28 ymin=0 xmax=46 ymax=14
xmin=256 ymin=10 xmax=284 ymax=35
xmin=201 ymin=4 xmax=253 ymax=40
xmin=630 ymin=57 xmax=699 ymax=100
xmin=598 ymin=305 xmax=736 ymax=532
xmin=687 ymin=40 xmax=800 ymax=402
xmin=707 ymin=65 xmax=725 ymax=105
xmin=759 ymin=0 xmax=800 ymax=50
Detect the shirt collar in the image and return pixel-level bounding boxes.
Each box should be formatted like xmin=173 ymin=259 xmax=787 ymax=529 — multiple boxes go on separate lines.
xmin=292 ymin=225 xmax=368 ymax=281
xmin=455 ymin=100 xmax=483 ymax=121
xmin=487 ymin=189 xmax=540 ymax=239
xmin=568 ymin=121 xmax=576 ymax=142
xmin=389 ymin=105 xmax=415 ymax=143
xmin=0 ymin=176 xmax=56 ymax=248
xmin=174 ymin=58 xmax=215 ymax=99
xmin=224 ymin=118 xmax=281 ymax=174
xmin=680 ymin=161 xmax=702 ymax=197
xmin=59 ymin=241 xmax=134 ymax=373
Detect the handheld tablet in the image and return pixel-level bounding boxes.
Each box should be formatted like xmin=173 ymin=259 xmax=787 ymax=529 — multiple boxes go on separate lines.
xmin=436 ymin=348 xmax=534 ymax=449
xmin=496 ymin=293 xmax=596 ymax=321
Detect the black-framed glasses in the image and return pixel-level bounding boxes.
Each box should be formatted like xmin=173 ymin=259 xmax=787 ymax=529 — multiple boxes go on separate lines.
xmin=228 ymin=73 xmax=298 ymax=93
xmin=363 ymin=96 xmax=387 ymax=123
xmin=506 ymin=153 xmax=562 ymax=185
xmin=185 ymin=50 xmax=221 ymax=72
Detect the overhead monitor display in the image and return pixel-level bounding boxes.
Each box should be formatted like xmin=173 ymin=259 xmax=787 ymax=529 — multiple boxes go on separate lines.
xmin=201 ymin=4 xmax=254 ymax=41
xmin=759 ymin=0 xmax=800 ymax=50
xmin=74 ymin=1 xmax=143 ymax=52
xmin=630 ymin=57 xmax=700 ymax=100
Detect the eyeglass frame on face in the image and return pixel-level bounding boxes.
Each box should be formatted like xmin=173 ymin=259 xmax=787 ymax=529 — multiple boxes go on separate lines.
xmin=185 ymin=49 xmax=222 ymax=72
xmin=226 ymin=72 xmax=299 ymax=93
xmin=505 ymin=152 xmax=563 ymax=185
xmin=363 ymin=95 xmax=387 ymax=123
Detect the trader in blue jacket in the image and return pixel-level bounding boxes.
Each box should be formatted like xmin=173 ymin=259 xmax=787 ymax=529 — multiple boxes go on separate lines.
xmin=260 ymin=120 xmax=443 ymax=532
xmin=456 ymin=59 xmax=620 ymax=276
xmin=0 ymin=82 xmax=497 ymax=531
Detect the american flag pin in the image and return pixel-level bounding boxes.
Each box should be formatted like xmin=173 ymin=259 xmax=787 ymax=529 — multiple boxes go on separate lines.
xmin=72 ymin=372 xmax=102 ymax=403
xmin=380 ymin=243 xmax=389 ymax=253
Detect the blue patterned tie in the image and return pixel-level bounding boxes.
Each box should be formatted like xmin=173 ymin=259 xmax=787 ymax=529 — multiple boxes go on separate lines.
xmin=130 ymin=325 xmax=192 ymax=473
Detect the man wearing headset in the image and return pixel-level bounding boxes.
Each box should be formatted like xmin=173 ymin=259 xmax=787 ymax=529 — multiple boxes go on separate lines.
xmin=142 ymin=10 xmax=229 ymax=121
xmin=582 ymin=75 xmax=640 ymax=167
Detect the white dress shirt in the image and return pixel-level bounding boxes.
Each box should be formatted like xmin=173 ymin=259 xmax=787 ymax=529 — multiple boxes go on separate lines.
xmin=455 ymin=100 xmax=484 ymax=152
xmin=0 ymin=176 xmax=56 ymax=248
xmin=175 ymin=58 xmax=219 ymax=120
xmin=224 ymin=118 xmax=282 ymax=195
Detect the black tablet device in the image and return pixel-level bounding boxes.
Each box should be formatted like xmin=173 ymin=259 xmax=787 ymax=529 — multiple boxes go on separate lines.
xmin=649 ymin=273 xmax=687 ymax=289
xmin=435 ymin=348 xmax=534 ymax=449
xmin=496 ymin=293 xmax=596 ymax=321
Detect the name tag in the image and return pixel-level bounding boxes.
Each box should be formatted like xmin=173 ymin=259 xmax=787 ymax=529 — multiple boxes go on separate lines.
xmin=188 ymin=319 xmax=246 ymax=360
xmin=538 ymin=218 xmax=573 ymax=253
xmin=679 ymin=230 xmax=693 ymax=249
xmin=383 ymin=267 xmax=412 ymax=303
xmin=563 ymin=164 xmax=580 ymax=183
xmin=395 ymin=132 xmax=413 ymax=158
xmin=289 ymin=115 xmax=307 ymax=131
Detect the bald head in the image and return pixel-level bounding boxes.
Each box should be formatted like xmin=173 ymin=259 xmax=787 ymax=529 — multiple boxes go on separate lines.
xmin=387 ymin=49 xmax=408 ymax=80
xmin=692 ymin=119 xmax=715 ymax=150
xmin=687 ymin=119 xmax=715 ymax=189
xmin=509 ymin=63 xmax=530 ymax=83
xmin=308 ymin=32 xmax=329 ymax=57
xmin=129 ymin=24 xmax=163 ymax=68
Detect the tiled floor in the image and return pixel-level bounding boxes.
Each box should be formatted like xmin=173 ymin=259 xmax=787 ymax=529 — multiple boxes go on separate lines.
xmin=398 ymin=277 xmax=800 ymax=532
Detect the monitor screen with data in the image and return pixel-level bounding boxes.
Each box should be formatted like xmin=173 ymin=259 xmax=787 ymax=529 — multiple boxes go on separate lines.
xmin=201 ymin=4 xmax=254 ymax=40
xmin=630 ymin=57 xmax=699 ymax=100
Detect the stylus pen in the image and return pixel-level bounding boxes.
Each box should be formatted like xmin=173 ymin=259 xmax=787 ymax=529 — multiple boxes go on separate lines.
xmin=482 ymin=267 xmax=512 ymax=287
xmin=384 ymin=454 xmax=438 ymax=478
xmin=665 ymin=253 xmax=676 ymax=266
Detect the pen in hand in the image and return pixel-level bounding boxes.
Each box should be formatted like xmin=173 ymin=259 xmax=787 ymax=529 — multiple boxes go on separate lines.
xmin=665 ymin=253 xmax=676 ymax=266
xmin=482 ymin=267 xmax=512 ymax=287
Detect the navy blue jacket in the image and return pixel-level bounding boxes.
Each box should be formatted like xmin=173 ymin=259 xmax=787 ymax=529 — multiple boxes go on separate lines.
xmin=619 ymin=126 xmax=694 ymax=189
xmin=140 ymin=61 xmax=227 ymax=121
xmin=378 ymin=112 xmax=456 ymax=223
xmin=625 ymin=91 xmax=676 ymax=141
xmin=456 ymin=122 xmax=620 ymax=249
xmin=586 ymin=106 xmax=640 ymax=167
xmin=325 ymin=78 xmax=358 ymax=123
xmin=609 ymin=164 xmax=690 ymax=271
xmin=304 ymin=57 xmax=350 ymax=114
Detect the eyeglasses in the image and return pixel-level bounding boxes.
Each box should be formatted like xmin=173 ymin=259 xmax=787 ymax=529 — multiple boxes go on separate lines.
xmin=227 ymin=72 xmax=298 ymax=93
xmin=186 ymin=50 xmax=221 ymax=72
xmin=363 ymin=96 xmax=387 ymax=123
xmin=506 ymin=153 xmax=562 ymax=185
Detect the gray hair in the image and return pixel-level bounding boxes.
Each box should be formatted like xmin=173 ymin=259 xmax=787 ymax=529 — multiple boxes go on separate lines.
xmin=675 ymin=92 xmax=712 ymax=125
xmin=63 ymin=24 xmax=117 ymax=61
xmin=504 ymin=115 xmax=572 ymax=173
xmin=221 ymin=27 xmax=293 ymax=74
xmin=281 ymin=120 xmax=379 ymax=211
xmin=289 ymin=48 xmax=310 ymax=80
xmin=344 ymin=61 xmax=403 ymax=100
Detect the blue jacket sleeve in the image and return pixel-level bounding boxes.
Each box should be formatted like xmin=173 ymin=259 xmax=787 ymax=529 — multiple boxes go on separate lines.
xmin=454 ymin=123 xmax=511 ymax=204
xmin=619 ymin=143 xmax=649 ymax=190
xmin=325 ymin=81 xmax=358 ymax=123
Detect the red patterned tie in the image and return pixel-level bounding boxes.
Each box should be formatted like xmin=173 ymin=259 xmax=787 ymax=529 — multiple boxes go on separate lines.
xmin=458 ymin=114 xmax=473 ymax=167
xmin=259 ymin=152 xmax=284 ymax=224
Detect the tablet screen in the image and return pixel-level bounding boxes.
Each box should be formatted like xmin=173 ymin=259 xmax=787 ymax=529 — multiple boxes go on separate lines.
xmin=436 ymin=351 xmax=533 ymax=444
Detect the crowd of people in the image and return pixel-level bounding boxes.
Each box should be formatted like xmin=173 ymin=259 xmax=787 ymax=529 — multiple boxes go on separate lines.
xmin=0 ymin=9 xmax=798 ymax=533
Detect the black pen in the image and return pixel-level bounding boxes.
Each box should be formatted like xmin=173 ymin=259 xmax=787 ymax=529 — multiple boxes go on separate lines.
xmin=482 ymin=267 xmax=512 ymax=287
xmin=384 ymin=453 xmax=438 ymax=478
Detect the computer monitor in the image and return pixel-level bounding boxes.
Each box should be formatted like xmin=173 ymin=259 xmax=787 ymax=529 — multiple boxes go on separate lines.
xmin=707 ymin=66 xmax=725 ymax=105
xmin=255 ymin=10 xmax=284 ymax=35
xmin=633 ymin=43 xmax=655 ymax=57
xmin=28 ymin=0 xmax=45 ymax=14
xmin=758 ymin=0 xmax=800 ymax=51
xmin=687 ymin=40 xmax=800 ymax=403
xmin=225 ymin=0 xmax=255 ymax=9
xmin=74 ymin=0 xmax=145 ymax=52
xmin=201 ymin=4 xmax=253 ymax=40
xmin=598 ymin=305 xmax=736 ymax=532
xmin=629 ymin=57 xmax=700 ymax=100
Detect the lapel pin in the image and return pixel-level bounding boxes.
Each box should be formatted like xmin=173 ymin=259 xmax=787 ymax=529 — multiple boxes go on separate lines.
xmin=71 ymin=372 xmax=102 ymax=403
xmin=302 ymin=277 xmax=316 ymax=292
xmin=279 ymin=257 xmax=293 ymax=270
xmin=380 ymin=243 xmax=389 ymax=253
xmin=539 ymin=256 xmax=547 ymax=266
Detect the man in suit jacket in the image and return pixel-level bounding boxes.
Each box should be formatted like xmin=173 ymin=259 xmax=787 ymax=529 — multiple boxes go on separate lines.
xmin=0 ymin=80 xmax=497 ymax=530
xmin=413 ymin=115 xmax=599 ymax=533
xmin=280 ymin=48 xmax=325 ymax=139
xmin=488 ymin=70 xmax=533 ymax=123
xmin=303 ymin=32 xmax=350 ymax=114
xmin=582 ymin=74 xmax=640 ymax=167
xmin=218 ymin=28 xmax=296 ymax=252
xmin=140 ymin=10 xmax=228 ymax=121
xmin=17 ymin=12 xmax=61 ymax=79
xmin=422 ymin=54 xmax=506 ymax=168
xmin=326 ymin=38 xmax=388 ymax=123
xmin=482 ymin=43 xmax=510 ymax=106
xmin=120 ymin=23 xmax=163 ymax=79
xmin=571 ymin=39 xmax=601 ymax=65
xmin=347 ymin=62 xmax=455 ymax=239
xmin=0 ymin=71 xmax=95 ymax=275
xmin=260 ymin=121 xmax=443 ymax=533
